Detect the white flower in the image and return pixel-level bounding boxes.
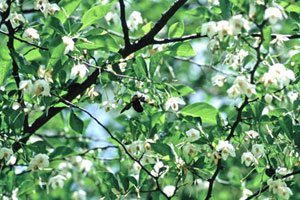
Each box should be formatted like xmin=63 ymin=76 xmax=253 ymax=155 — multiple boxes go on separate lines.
xmin=127 ymin=11 xmax=143 ymax=30
xmin=85 ymin=87 xmax=99 ymax=100
xmin=277 ymin=186 xmax=293 ymax=199
xmin=72 ymin=190 xmax=86 ymax=200
xmin=19 ymin=80 xmax=34 ymax=95
xmin=46 ymin=3 xmax=60 ymax=16
xmin=105 ymin=3 xmax=119 ymax=24
xmin=240 ymin=188 xmax=253 ymax=200
xmin=151 ymin=161 xmax=167 ymax=177
xmin=229 ymin=15 xmax=248 ymax=35
xmin=127 ymin=140 xmax=144 ymax=156
xmin=241 ymin=152 xmax=257 ymax=167
xmin=212 ymin=75 xmax=226 ymax=87
xmin=245 ymin=130 xmax=259 ymax=139
xmin=34 ymin=0 xmax=47 ymax=11
xmin=163 ymin=185 xmax=176 ymax=197
xmin=0 ymin=1 xmax=8 ymax=11
xmin=217 ymin=20 xmax=229 ymax=40
xmin=28 ymin=153 xmax=49 ymax=171
xmin=71 ymin=64 xmax=89 ymax=78
xmin=165 ymin=97 xmax=185 ymax=111
xmin=79 ymin=159 xmax=93 ymax=172
xmin=34 ymin=79 xmax=50 ymax=96
xmin=140 ymin=153 xmax=155 ymax=165
xmin=264 ymin=94 xmax=273 ymax=104
xmin=276 ymin=167 xmax=293 ymax=180
xmin=22 ymin=28 xmax=40 ymax=43
xmin=0 ymin=147 xmax=13 ymax=161
xmin=38 ymin=66 xmax=53 ymax=83
xmin=201 ymin=21 xmax=217 ymax=38
xmin=26 ymin=103 xmax=45 ymax=117
xmin=48 ymin=175 xmax=66 ymax=190
xmin=228 ymin=76 xmax=256 ymax=99
xmin=183 ymin=143 xmax=200 ymax=158
xmin=262 ymin=64 xmax=295 ymax=87
xmin=252 ymin=144 xmax=264 ymax=157
xmin=62 ymin=36 xmax=75 ymax=54
xmin=249 ymin=3 xmax=256 ymax=19
xmin=234 ymin=76 xmax=249 ymax=91
xmin=186 ymin=128 xmax=200 ymax=142
xmin=268 ymin=179 xmax=286 ymax=194
xmin=264 ymin=7 xmax=283 ymax=24
xmin=118 ymin=62 xmax=127 ymax=72
xmin=244 ymin=83 xmax=256 ymax=98
xmin=227 ymin=85 xmax=241 ymax=99
xmin=7 ymin=12 xmax=25 ymax=29
xmin=270 ymin=35 xmax=289 ymax=46
xmin=216 ymin=140 xmax=236 ymax=160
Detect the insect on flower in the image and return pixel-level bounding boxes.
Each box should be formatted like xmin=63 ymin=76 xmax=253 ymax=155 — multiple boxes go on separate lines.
xmin=120 ymin=94 xmax=146 ymax=113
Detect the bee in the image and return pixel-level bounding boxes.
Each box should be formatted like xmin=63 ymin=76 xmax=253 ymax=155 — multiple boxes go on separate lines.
xmin=120 ymin=95 xmax=146 ymax=113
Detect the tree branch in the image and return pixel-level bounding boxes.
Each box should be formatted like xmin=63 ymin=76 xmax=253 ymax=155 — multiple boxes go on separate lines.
xmin=118 ymin=0 xmax=188 ymax=57
xmin=58 ymin=96 xmax=171 ymax=199
xmin=119 ymin=0 xmax=131 ymax=47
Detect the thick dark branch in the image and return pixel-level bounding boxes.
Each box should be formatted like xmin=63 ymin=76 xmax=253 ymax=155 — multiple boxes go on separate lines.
xmin=118 ymin=0 xmax=188 ymax=57
xmin=119 ymin=0 xmax=131 ymax=47
xmin=12 ymin=67 xmax=101 ymax=152
xmin=153 ymin=33 xmax=203 ymax=44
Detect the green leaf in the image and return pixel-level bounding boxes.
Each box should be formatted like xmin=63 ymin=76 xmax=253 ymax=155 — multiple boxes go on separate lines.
xmin=142 ymin=22 xmax=153 ymax=34
xmin=136 ymin=56 xmax=148 ymax=78
xmin=49 ymin=146 xmax=76 ymax=158
xmin=149 ymin=52 xmax=162 ymax=77
xmin=27 ymin=141 xmax=47 ymax=153
xmin=80 ymin=2 xmax=114 ymax=30
xmin=45 ymin=17 xmax=66 ymax=34
xmin=70 ymin=111 xmax=84 ymax=133
xmin=262 ymin=26 xmax=272 ymax=50
xmin=220 ymin=0 xmax=232 ymax=19
xmin=180 ymin=102 xmax=218 ymax=124
xmin=151 ymin=143 xmax=174 ymax=160
xmin=170 ymin=84 xmax=194 ymax=97
xmin=165 ymin=42 xmax=196 ymax=57
xmin=76 ymin=34 xmax=119 ymax=52
xmin=279 ymin=116 xmax=293 ymax=139
xmin=168 ymin=21 xmax=184 ymax=38
xmin=47 ymin=43 xmax=66 ymax=69
xmin=57 ymin=0 xmax=81 ymax=23
xmin=0 ymin=38 xmax=11 ymax=85
xmin=133 ymin=57 xmax=147 ymax=79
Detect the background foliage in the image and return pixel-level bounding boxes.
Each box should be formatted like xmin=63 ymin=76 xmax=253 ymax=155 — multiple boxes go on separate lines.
xmin=0 ymin=0 xmax=300 ymax=199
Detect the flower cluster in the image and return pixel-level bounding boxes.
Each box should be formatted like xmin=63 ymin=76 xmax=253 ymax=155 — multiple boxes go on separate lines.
xmin=34 ymin=0 xmax=60 ymax=18
xmin=127 ymin=11 xmax=143 ymax=31
xmin=62 ymin=36 xmax=75 ymax=55
xmin=22 ymin=28 xmax=40 ymax=43
xmin=268 ymin=178 xmax=293 ymax=199
xmin=71 ymin=64 xmax=89 ymax=79
xmin=19 ymin=79 xmax=50 ymax=97
xmin=216 ymin=140 xmax=236 ymax=160
xmin=28 ymin=153 xmax=49 ymax=171
xmin=227 ymin=76 xmax=256 ymax=99
xmin=0 ymin=147 xmax=13 ymax=162
xmin=7 ymin=12 xmax=25 ymax=28
xmin=261 ymin=64 xmax=295 ymax=87
xmin=201 ymin=15 xmax=249 ymax=40
xmin=48 ymin=175 xmax=66 ymax=190
xmin=264 ymin=7 xmax=285 ymax=24
xmin=165 ymin=97 xmax=185 ymax=112
xmin=0 ymin=0 xmax=8 ymax=11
